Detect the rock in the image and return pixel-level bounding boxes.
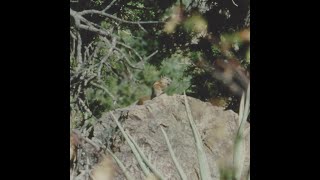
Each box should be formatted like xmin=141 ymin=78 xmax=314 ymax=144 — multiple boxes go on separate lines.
xmin=92 ymin=94 xmax=250 ymax=180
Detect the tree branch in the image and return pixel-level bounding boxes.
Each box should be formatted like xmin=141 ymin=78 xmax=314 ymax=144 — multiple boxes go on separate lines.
xmin=76 ymin=31 xmax=83 ymax=64
xmin=231 ymin=0 xmax=238 ymax=7
xmin=145 ymin=50 xmax=158 ymax=61
xmin=113 ymin=47 xmax=143 ymax=70
xmin=78 ymin=9 xmax=162 ymax=25
xmin=117 ymin=41 xmax=143 ymax=61
xmin=97 ymin=38 xmax=116 ymax=80
xmin=70 ymin=8 xmax=114 ymax=38
xmin=103 ymin=0 xmax=117 ymax=12
xmin=90 ymin=82 xmax=117 ymax=103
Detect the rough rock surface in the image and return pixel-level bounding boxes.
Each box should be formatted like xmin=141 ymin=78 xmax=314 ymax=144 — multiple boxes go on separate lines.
xmin=92 ymin=94 xmax=250 ymax=180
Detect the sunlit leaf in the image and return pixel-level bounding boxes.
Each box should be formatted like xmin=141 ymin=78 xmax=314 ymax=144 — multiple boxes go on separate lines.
xmin=163 ymin=5 xmax=185 ymax=34
xmin=183 ymin=14 xmax=207 ymax=33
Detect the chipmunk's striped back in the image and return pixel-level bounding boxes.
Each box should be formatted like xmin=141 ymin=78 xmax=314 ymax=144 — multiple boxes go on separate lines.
xmin=151 ymin=76 xmax=172 ymax=99
xmin=136 ymin=76 xmax=172 ymax=105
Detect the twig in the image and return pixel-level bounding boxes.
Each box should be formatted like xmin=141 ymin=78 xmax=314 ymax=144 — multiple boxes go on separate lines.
xmin=90 ymin=82 xmax=117 ymax=103
xmin=120 ymin=54 xmax=143 ymax=70
xmin=97 ymin=38 xmax=116 ymax=80
xmin=73 ymin=81 xmax=82 ymax=101
xmin=72 ymin=129 xmax=102 ymax=153
xmin=77 ymin=12 xmax=103 ymax=30
xmin=87 ymin=42 xmax=103 ymax=63
xmin=71 ymin=62 xmax=100 ymax=82
xmin=78 ymin=98 xmax=97 ymax=120
xmin=231 ymin=0 xmax=238 ymax=7
xmin=84 ymin=137 xmax=101 ymax=152
xmin=70 ymin=31 xmax=76 ymax=59
xmin=78 ymin=9 xmax=162 ymax=25
xmin=71 ymin=9 xmax=112 ymax=37
xmin=138 ymin=23 xmax=147 ymax=32
xmin=117 ymin=41 xmax=143 ymax=62
xmin=70 ymin=30 xmax=76 ymax=39
xmin=103 ymin=0 xmax=117 ymax=12
xmin=83 ymin=41 xmax=95 ymax=63
xmin=144 ymin=50 xmax=158 ymax=61
xmin=84 ymin=75 xmax=96 ymax=87
xmin=77 ymin=31 xmax=83 ymax=64
xmin=78 ymin=24 xmax=110 ymax=37
xmin=113 ymin=47 xmax=143 ymax=69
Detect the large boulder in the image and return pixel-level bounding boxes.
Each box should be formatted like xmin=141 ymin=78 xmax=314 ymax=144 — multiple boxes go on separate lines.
xmin=92 ymin=94 xmax=250 ymax=180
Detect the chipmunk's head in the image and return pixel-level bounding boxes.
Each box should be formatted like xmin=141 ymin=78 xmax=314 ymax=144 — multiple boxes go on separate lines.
xmin=160 ymin=76 xmax=172 ymax=86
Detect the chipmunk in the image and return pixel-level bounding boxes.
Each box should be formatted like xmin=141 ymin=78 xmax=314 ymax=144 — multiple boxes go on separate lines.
xmin=137 ymin=76 xmax=172 ymax=105
xmin=208 ymin=97 xmax=229 ymax=109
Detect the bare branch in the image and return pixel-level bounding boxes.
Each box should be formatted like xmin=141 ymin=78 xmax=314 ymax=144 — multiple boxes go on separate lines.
xmin=71 ymin=61 xmax=102 ymax=82
xmin=78 ymin=98 xmax=96 ymax=120
xmin=70 ymin=8 xmax=114 ymax=38
xmin=70 ymin=9 xmax=81 ymax=27
xmin=76 ymin=31 xmax=83 ymax=64
xmin=70 ymin=31 xmax=76 ymax=59
xmin=123 ymin=62 xmax=134 ymax=80
xmin=72 ymin=7 xmax=160 ymax=33
xmin=90 ymin=82 xmax=117 ymax=103
xmin=73 ymin=80 xmax=82 ymax=101
xmin=113 ymin=47 xmax=143 ymax=69
xmin=145 ymin=50 xmax=158 ymax=61
xmin=83 ymin=137 xmax=101 ymax=152
xmin=78 ymin=24 xmax=110 ymax=37
xmin=231 ymin=0 xmax=239 ymax=7
xmin=138 ymin=23 xmax=148 ymax=33
xmin=103 ymin=0 xmax=117 ymax=12
xmin=87 ymin=42 xmax=103 ymax=63
xmin=78 ymin=9 xmax=162 ymax=25
xmin=83 ymin=41 xmax=97 ymax=63
xmin=117 ymin=41 xmax=143 ymax=61
xmin=84 ymin=75 xmax=96 ymax=87
xmin=97 ymin=38 xmax=116 ymax=80
xmin=70 ymin=30 xmax=76 ymax=39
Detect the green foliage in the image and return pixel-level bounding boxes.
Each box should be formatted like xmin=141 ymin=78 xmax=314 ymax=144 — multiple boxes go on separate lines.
xmin=83 ymin=52 xmax=191 ymax=118
xmin=185 ymin=29 xmax=250 ymax=112
xmin=159 ymin=53 xmax=192 ymax=95
xmin=71 ymin=1 xmax=250 ymax=179
xmin=71 ymin=0 xmax=249 ymax=122
xmin=183 ymin=13 xmax=208 ymax=33
xmin=211 ymin=45 xmax=222 ymax=56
